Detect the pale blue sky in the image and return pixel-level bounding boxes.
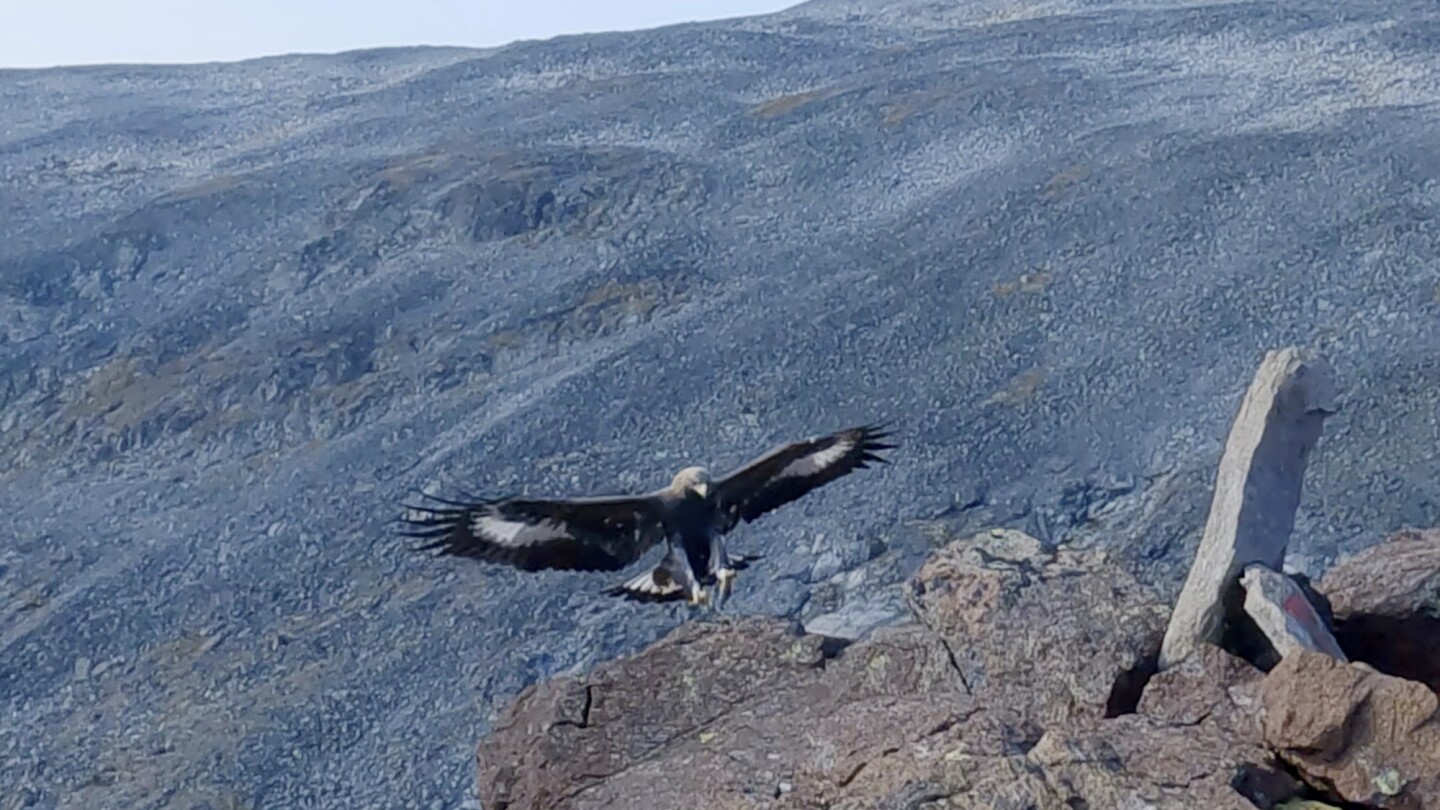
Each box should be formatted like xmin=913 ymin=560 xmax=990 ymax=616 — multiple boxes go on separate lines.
xmin=0 ymin=0 xmax=799 ymax=69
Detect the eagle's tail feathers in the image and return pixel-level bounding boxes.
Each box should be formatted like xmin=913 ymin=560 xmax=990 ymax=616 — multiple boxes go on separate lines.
xmin=727 ymin=553 xmax=763 ymax=570
xmin=604 ymin=568 xmax=687 ymax=602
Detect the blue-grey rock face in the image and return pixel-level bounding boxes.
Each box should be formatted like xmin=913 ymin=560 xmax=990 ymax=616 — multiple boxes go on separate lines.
xmin=3 ymin=0 xmax=1439 ymax=806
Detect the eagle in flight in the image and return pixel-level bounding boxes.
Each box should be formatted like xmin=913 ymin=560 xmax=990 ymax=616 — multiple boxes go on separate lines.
xmin=399 ymin=422 xmax=895 ymax=605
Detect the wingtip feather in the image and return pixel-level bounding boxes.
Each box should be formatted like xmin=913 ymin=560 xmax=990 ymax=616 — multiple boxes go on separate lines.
xmin=857 ymin=421 xmax=897 ymax=446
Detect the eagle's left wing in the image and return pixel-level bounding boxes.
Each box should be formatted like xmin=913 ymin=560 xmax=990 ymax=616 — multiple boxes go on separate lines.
xmin=711 ymin=422 xmax=895 ymax=532
xmin=399 ymin=491 xmax=668 ymax=572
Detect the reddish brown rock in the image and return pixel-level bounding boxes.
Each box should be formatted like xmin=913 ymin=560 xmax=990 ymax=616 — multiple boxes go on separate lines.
xmin=476 ymin=617 xmax=832 ymax=809
xmin=1262 ymin=649 xmax=1440 ymax=808
xmin=475 ymin=616 xmax=1006 ymax=810
xmin=1028 ymin=714 xmax=1277 ymax=810
xmin=904 ymin=528 xmax=1171 ymax=727
xmin=1322 ymin=528 xmax=1440 ymax=618
xmin=1023 ymin=641 xmax=1302 ymax=810
xmin=474 ymin=533 xmax=1305 ymax=810
xmin=1138 ymin=642 xmax=1264 ymax=735
xmin=1319 ymin=528 xmax=1440 ymax=692
xmin=472 ymin=528 xmax=1440 ymax=810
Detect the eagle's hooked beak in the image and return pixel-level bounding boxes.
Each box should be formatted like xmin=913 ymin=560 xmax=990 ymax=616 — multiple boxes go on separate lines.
xmin=693 ymin=482 xmax=709 ymax=498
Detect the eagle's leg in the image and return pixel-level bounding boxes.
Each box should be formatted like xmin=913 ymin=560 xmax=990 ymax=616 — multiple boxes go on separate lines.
xmin=676 ymin=567 xmax=708 ymax=607
xmin=715 ymin=567 xmax=737 ymax=601
xmin=707 ymin=531 xmax=738 ymax=603
xmin=702 ymin=534 xmax=745 ymax=626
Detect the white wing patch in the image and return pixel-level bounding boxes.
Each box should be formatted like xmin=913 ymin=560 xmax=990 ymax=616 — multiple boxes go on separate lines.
xmin=778 ymin=438 xmax=854 ymax=479
xmin=471 ymin=513 xmax=570 ymax=547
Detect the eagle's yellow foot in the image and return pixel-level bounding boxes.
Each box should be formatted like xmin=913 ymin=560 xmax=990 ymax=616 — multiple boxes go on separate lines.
xmin=689 ymin=587 xmax=710 ymax=606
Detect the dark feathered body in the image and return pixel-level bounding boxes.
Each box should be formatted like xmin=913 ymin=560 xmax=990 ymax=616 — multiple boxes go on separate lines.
xmin=667 ymin=490 xmax=723 ymax=584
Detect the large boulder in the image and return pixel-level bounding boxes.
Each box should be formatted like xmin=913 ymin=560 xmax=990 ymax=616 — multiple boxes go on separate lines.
xmin=1262 ymin=649 xmax=1440 ymax=808
xmin=1319 ymin=527 xmax=1440 ymax=692
xmin=903 ymin=528 xmax=1171 ymax=726
xmin=1030 ymin=642 xmax=1295 ymax=809
xmin=476 ymin=614 xmax=1031 ymax=809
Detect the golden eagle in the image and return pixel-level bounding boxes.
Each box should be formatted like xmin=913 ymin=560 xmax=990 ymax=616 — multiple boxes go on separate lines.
xmin=399 ymin=422 xmax=895 ymax=604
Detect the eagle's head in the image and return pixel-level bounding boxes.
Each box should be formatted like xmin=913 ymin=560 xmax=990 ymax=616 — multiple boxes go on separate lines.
xmin=670 ymin=466 xmax=711 ymax=499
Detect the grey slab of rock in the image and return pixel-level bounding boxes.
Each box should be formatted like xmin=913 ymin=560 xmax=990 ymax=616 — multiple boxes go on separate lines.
xmin=1240 ymin=564 xmax=1348 ymax=662
xmin=801 ymin=597 xmax=910 ymax=642
xmin=1159 ymin=347 xmax=1339 ymax=670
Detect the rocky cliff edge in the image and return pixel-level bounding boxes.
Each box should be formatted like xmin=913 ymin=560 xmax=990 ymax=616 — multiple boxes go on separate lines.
xmin=474 ymin=526 xmax=1440 ymax=809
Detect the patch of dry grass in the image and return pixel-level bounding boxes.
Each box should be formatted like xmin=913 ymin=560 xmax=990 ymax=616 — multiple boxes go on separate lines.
xmin=987 ymin=368 xmax=1047 ymax=406
xmin=1041 ymin=164 xmax=1091 ymax=201
xmin=992 ymin=270 xmax=1054 ymax=297
xmin=876 ymin=88 xmax=955 ymax=127
xmin=754 ymin=87 xmax=835 ymax=118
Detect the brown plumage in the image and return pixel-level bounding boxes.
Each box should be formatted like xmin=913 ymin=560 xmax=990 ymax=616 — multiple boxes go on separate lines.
xmin=399 ymin=422 xmax=895 ymax=605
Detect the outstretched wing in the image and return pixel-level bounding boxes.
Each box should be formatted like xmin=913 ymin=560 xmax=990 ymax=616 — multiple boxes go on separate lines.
xmin=712 ymin=422 xmax=895 ymax=532
xmin=399 ymin=491 xmax=668 ymax=572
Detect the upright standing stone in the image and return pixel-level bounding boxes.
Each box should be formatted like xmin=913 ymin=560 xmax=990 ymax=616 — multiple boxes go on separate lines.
xmin=1158 ymin=347 xmax=1338 ymax=670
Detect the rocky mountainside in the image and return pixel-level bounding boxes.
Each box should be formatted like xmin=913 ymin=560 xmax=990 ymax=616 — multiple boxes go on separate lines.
xmin=3 ymin=0 xmax=1440 ymax=806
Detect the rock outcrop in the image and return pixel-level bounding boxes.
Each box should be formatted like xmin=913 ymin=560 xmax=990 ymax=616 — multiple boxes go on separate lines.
xmin=474 ymin=528 xmax=1440 ymax=809
xmin=1263 ymin=649 xmax=1440 ymax=808
xmin=1321 ymin=528 xmax=1440 ymax=693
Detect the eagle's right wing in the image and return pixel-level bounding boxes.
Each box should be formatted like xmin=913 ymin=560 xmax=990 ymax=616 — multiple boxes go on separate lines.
xmin=711 ymin=422 xmax=895 ymax=532
xmin=399 ymin=491 xmax=668 ymax=572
